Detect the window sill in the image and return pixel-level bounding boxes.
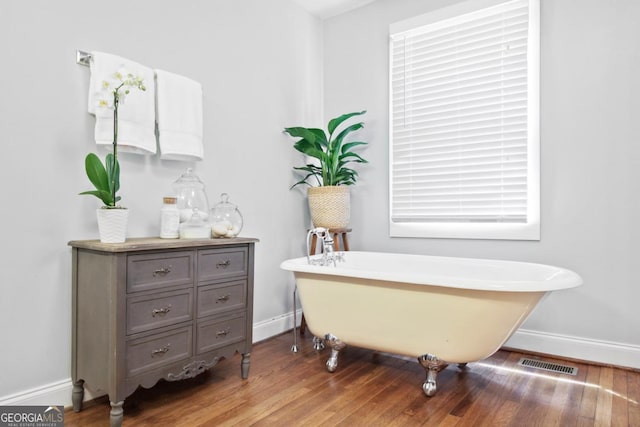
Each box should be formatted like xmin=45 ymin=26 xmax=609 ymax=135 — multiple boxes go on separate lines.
xmin=389 ymin=221 xmax=540 ymax=241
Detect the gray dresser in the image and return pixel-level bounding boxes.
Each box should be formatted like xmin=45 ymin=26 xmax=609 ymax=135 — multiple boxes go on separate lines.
xmin=68 ymin=237 xmax=258 ymax=427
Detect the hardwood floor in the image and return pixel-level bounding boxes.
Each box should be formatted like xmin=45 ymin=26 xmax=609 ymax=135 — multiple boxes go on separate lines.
xmin=64 ymin=332 xmax=640 ymax=426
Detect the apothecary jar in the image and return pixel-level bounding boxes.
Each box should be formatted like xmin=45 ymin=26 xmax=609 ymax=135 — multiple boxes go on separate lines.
xmin=172 ymin=168 xmax=210 ymax=222
xmin=210 ymin=193 xmax=243 ymax=238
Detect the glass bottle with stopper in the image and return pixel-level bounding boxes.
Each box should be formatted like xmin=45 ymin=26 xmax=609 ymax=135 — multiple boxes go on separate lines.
xmin=172 ymin=168 xmax=209 ymax=222
xmin=210 ymin=193 xmax=243 ymax=238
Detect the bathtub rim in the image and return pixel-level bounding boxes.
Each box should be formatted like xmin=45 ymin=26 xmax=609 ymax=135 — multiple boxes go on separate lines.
xmin=280 ymin=251 xmax=582 ymax=292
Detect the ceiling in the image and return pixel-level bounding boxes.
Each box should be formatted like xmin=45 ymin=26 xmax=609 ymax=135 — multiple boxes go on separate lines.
xmin=292 ymin=0 xmax=378 ymax=19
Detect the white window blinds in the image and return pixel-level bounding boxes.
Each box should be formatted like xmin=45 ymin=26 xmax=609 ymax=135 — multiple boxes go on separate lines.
xmin=390 ymin=0 xmax=538 ymax=231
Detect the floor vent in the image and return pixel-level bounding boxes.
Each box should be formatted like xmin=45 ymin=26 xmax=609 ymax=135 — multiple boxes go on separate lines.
xmin=517 ymin=358 xmax=578 ymax=376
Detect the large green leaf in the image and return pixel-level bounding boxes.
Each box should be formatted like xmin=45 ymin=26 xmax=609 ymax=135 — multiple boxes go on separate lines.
xmin=327 ymin=110 xmax=366 ymax=135
xmin=340 ymin=152 xmax=368 ymax=163
xmin=105 ymin=153 xmax=120 ymax=194
xmin=284 ymin=127 xmax=317 ymax=143
xmin=306 ymin=128 xmax=328 ymax=147
xmin=79 ymin=190 xmax=113 ymax=206
xmin=291 ymin=165 xmax=322 ymax=188
xmin=328 ymin=123 xmax=363 ymax=179
xmin=84 ymin=153 xmax=109 ymax=193
xmin=81 ymin=153 xmax=121 ymax=206
xmin=293 ymin=139 xmax=324 ymax=160
xmin=341 ymin=141 xmax=368 ymax=154
xmin=332 ymin=122 xmax=364 ymax=149
xmin=293 ymin=165 xmax=322 ymax=175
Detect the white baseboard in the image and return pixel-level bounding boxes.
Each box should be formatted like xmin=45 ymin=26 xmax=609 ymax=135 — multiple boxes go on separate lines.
xmin=252 ymin=309 xmax=302 ymax=343
xmin=0 ymin=379 xmax=70 ymax=407
xmin=505 ymin=328 xmax=640 ymax=370
xmin=0 ymin=378 xmax=101 ymax=408
xmin=0 ymin=312 xmax=303 ymax=409
xmin=7 ymin=322 xmax=635 ymax=409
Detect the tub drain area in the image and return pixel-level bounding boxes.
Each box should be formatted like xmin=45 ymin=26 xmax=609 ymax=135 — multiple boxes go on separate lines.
xmin=517 ymin=357 xmax=578 ymax=375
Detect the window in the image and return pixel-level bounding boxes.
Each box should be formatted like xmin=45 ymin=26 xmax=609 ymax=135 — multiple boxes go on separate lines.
xmin=389 ymin=0 xmax=540 ymax=240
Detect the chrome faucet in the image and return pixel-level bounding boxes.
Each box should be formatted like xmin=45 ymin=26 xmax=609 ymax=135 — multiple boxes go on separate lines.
xmin=306 ymin=227 xmax=343 ymax=266
xmin=321 ymin=231 xmax=335 ymax=265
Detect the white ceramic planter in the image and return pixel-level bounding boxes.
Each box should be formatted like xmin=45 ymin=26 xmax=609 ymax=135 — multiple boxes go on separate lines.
xmin=96 ymin=208 xmax=129 ymax=243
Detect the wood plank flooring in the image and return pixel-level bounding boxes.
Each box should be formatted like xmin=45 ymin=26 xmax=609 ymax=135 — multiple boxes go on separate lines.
xmin=64 ymin=332 xmax=640 ymax=426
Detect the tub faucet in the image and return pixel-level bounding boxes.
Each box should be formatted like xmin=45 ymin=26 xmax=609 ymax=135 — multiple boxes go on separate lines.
xmin=307 ymin=227 xmax=342 ymax=266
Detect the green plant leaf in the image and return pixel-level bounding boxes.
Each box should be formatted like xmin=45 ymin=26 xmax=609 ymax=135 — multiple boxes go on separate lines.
xmin=79 ymin=190 xmax=113 ymax=206
xmin=293 ymin=139 xmax=324 ymax=160
xmin=327 ymin=123 xmax=364 ymax=183
xmin=306 ymin=128 xmax=328 ymax=147
xmin=333 ymin=122 xmax=364 ymax=148
xmin=284 ymin=127 xmax=316 ymax=143
xmin=81 ymin=153 xmax=119 ymax=206
xmin=341 ymin=141 xmax=368 ymax=154
xmin=327 ymin=110 xmax=366 ymax=135
xmin=290 ymin=165 xmax=322 ymax=188
xmin=293 ymin=165 xmax=322 ymax=174
xmin=105 ymin=153 xmax=120 ymax=194
xmin=333 ymin=168 xmax=358 ymax=186
xmin=84 ymin=153 xmax=110 ymax=193
xmin=340 ymin=152 xmax=368 ymax=163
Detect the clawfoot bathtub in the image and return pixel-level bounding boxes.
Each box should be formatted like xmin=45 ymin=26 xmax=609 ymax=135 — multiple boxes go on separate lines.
xmin=281 ymin=251 xmax=582 ymax=396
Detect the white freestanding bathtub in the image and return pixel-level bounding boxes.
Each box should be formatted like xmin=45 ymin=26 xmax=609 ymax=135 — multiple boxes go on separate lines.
xmin=280 ymin=251 xmax=582 ymax=396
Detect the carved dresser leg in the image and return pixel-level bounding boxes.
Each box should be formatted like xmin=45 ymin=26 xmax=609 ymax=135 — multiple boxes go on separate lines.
xmin=110 ymin=400 xmax=124 ymax=427
xmin=241 ymin=353 xmax=251 ymax=379
xmin=71 ymin=380 xmax=84 ymax=412
xmin=418 ymin=354 xmax=449 ymax=397
xmin=324 ymin=334 xmax=346 ymax=373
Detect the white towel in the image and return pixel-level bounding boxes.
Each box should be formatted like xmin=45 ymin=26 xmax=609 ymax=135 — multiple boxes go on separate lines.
xmin=88 ymin=52 xmax=157 ymax=155
xmin=155 ymin=69 xmax=204 ymax=161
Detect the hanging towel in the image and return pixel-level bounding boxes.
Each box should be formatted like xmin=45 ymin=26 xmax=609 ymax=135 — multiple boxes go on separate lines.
xmin=88 ymin=51 xmax=157 ymax=155
xmin=155 ymin=69 xmax=204 ymax=161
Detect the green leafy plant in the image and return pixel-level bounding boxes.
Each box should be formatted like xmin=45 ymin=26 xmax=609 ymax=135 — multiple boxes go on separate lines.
xmin=284 ymin=110 xmax=368 ymax=188
xmin=80 ymin=70 xmax=146 ymax=207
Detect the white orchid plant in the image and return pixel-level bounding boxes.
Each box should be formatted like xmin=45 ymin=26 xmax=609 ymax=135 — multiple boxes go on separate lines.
xmin=80 ymin=70 xmax=146 ymax=207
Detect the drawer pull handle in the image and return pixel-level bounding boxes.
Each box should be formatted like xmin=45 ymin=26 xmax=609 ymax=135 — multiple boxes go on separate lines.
xmin=153 ymin=266 xmax=172 ymax=276
xmin=216 ymin=260 xmax=231 ymax=269
xmin=216 ymin=328 xmax=230 ymax=337
xmin=151 ymin=344 xmax=171 ymax=357
xmin=216 ymin=295 xmax=231 ymax=303
xmin=152 ymin=304 xmax=172 ymax=317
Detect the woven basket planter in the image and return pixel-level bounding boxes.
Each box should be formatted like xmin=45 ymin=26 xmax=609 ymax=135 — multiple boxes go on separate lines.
xmin=308 ymin=186 xmax=350 ymax=228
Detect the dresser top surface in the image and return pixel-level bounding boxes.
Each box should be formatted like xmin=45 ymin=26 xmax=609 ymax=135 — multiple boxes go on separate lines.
xmin=68 ymin=237 xmax=259 ymax=253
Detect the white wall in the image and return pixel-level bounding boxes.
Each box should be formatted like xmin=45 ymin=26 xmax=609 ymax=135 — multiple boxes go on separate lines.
xmin=0 ymin=0 xmax=320 ymax=404
xmin=322 ymin=0 xmax=640 ymax=368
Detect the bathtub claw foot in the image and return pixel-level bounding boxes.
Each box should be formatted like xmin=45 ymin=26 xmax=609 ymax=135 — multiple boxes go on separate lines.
xmin=423 ymin=378 xmax=438 ymax=397
xmin=324 ymin=334 xmax=346 ymax=373
xmin=313 ymin=336 xmax=325 ymax=351
xmin=418 ymin=354 xmax=448 ymax=397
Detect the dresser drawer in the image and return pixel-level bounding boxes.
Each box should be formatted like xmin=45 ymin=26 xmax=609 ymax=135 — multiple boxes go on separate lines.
xmin=197 ymin=280 xmax=246 ymax=318
xmin=198 ymin=247 xmax=247 ymax=282
xmin=127 ymin=251 xmax=194 ymax=293
xmin=126 ymin=326 xmax=192 ymax=377
xmin=127 ymin=288 xmax=193 ymax=335
xmin=196 ymin=313 xmax=246 ymax=354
